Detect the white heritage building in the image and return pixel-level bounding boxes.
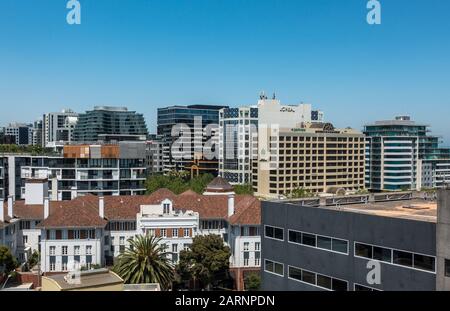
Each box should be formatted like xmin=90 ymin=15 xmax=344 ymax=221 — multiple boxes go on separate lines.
xmin=1 ymin=177 xmax=260 ymax=290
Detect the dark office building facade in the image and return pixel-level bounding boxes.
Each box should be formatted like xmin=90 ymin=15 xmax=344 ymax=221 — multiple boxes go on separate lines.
xmin=157 ymin=105 xmax=227 ymax=175
xmin=261 ymin=192 xmax=450 ymax=291
xmin=73 ymin=106 xmax=148 ymax=142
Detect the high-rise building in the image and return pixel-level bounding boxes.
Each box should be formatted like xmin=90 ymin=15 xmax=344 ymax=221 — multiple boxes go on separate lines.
xmin=146 ymin=135 xmax=164 ymax=175
xmin=3 ymin=122 xmax=33 ymax=146
xmin=32 ymin=120 xmax=43 ymax=147
xmin=42 ymin=109 xmax=79 ymax=148
xmin=218 ymin=94 xmax=324 ymax=185
xmin=253 ymin=122 xmax=365 ymax=198
xmin=157 ymin=105 xmax=227 ymax=175
xmin=261 ymin=190 xmax=450 ymax=291
xmin=0 ymin=141 xmax=147 ymax=200
xmin=364 ymin=116 xmax=450 ymax=191
xmin=73 ymin=106 xmax=148 ymax=143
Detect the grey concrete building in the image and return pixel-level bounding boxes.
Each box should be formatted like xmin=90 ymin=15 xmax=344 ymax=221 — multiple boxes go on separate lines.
xmin=262 ymin=191 xmax=450 ymax=291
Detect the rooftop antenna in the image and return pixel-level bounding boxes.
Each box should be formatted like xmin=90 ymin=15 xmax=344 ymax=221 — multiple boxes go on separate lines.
xmin=272 ymin=92 xmax=276 ymax=100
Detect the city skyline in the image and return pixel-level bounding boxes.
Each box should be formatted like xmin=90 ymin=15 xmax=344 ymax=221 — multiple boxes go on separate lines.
xmin=1 ymin=0 xmax=449 ymax=144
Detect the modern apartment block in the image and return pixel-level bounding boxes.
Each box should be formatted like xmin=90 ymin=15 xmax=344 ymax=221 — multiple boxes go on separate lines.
xmin=1 ymin=142 xmax=147 ymax=200
xmin=1 ymin=177 xmax=261 ymax=290
xmin=73 ymin=106 xmax=148 ymax=142
xmin=261 ymin=191 xmax=450 ymax=291
xmin=3 ymin=123 xmax=33 ymax=146
xmin=364 ymin=116 xmax=450 ymax=191
xmin=146 ymin=135 xmax=164 ymax=175
xmin=157 ymin=105 xmax=227 ymax=175
xmin=253 ymin=122 xmax=365 ymax=198
xmin=218 ymin=94 xmax=324 ymax=185
xmin=42 ymin=109 xmax=79 ymax=148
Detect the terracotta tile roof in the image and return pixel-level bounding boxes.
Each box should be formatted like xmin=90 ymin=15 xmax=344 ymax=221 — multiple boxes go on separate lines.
xmin=229 ymin=196 xmax=261 ymax=225
xmin=37 ymin=202 xmax=107 ymax=229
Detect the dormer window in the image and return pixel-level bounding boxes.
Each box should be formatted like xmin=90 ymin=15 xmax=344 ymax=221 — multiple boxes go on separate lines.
xmin=163 ymin=203 xmax=170 ymax=214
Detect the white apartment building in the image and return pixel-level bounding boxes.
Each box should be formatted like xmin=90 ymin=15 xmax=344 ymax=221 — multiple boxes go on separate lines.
xmin=1 ymin=177 xmax=260 ymax=290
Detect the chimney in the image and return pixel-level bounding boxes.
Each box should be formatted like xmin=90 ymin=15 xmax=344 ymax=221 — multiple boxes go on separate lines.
xmin=44 ymin=197 xmax=49 ymax=219
xmin=227 ymin=194 xmax=235 ymax=217
xmin=99 ymin=196 xmax=105 ymax=219
xmin=0 ymin=198 xmax=4 ymax=223
xmin=7 ymin=195 xmax=14 ymax=218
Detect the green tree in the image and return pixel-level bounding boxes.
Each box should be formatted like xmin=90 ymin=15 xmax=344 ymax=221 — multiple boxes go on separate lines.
xmin=234 ymin=184 xmax=254 ymax=195
xmin=0 ymin=246 xmax=18 ymax=276
xmin=146 ymin=172 xmax=215 ymax=195
xmin=176 ymin=235 xmax=231 ymax=290
xmin=23 ymin=250 xmax=39 ymax=272
xmin=244 ymin=272 xmax=261 ymax=291
xmin=113 ymin=235 xmax=174 ymax=290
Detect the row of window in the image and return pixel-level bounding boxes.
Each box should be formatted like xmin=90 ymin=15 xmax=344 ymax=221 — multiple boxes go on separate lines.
xmin=49 ymin=245 xmax=91 ymax=256
xmin=265 ymin=226 xmax=436 ymax=273
xmin=288 ymin=230 xmax=348 ymax=254
xmin=145 ymin=228 xmax=191 ymax=238
xmin=265 ymin=259 xmax=383 ymax=291
xmin=354 ymin=242 xmax=436 ymax=273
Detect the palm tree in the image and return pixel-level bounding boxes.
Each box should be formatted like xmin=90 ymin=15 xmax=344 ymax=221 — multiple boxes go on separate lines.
xmin=113 ymin=234 xmax=174 ymax=290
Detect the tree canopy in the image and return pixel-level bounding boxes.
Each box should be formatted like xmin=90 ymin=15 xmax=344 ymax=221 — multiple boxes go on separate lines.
xmin=146 ymin=172 xmax=214 ymax=195
xmin=113 ymin=234 xmax=174 ymax=290
xmin=244 ymin=272 xmax=261 ymax=291
xmin=0 ymin=246 xmax=18 ymax=276
xmin=176 ymin=235 xmax=231 ymax=290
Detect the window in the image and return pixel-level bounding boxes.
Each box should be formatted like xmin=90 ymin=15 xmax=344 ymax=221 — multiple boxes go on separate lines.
xmin=332 ymin=239 xmax=348 ymax=254
xmin=288 ymin=266 xmax=302 ymax=281
xmin=302 ymin=270 xmax=316 ymax=285
xmin=62 ymin=246 xmax=68 ymax=255
xmin=49 ymin=246 xmax=56 ymax=256
xmin=288 ymin=230 xmax=302 ymax=244
xmin=161 ymin=229 xmax=167 ymax=238
xmin=393 ymin=250 xmax=413 ymax=267
xmin=163 ymin=203 xmax=170 ymax=214
xmin=354 ymin=284 xmax=381 ymax=291
xmin=373 ymin=246 xmax=392 ymax=263
xmin=255 ymin=252 xmax=261 ymax=266
xmin=244 ymin=252 xmax=249 ymax=266
xmin=119 ymin=236 xmax=125 ymax=245
xmin=86 ymin=245 xmax=92 ymax=255
xmin=74 ymin=246 xmax=80 ymax=255
xmin=22 ymin=235 xmax=28 ymax=245
xmin=302 ymin=233 xmax=316 ymax=247
xmin=355 ymin=243 xmax=372 ymax=258
xmin=317 ymin=274 xmax=332 ymax=290
xmin=264 ymin=259 xmax=284 ymax=276
xmin=255 ymin=242 xmax=260 ymax=251
xmin=265 ymin=226 xmax=284 ymax=241
xmin=50 ymin=256 xmax=56 ymax=271
xmin=62 ymin=256 xmax=68 ymax=271
xmin=183 ymin=244 xmax=191 ymax=251
xmin=119 ymin=245 xmax=125 ymax=253
xmin=244 ymin=242 xmax=249 ymax=251
xmin=445 ymin=259 xmax=450 ymax=277
xmin=413 ymin=254 xmax=435 ymax=272
xmin=317 ymin=236 xmax=332 ymax=250
xmin=172 ymin=229 xmax=178 ymax=238
xmin=183 ymin=228 xmax=190 ymax=237
xmin=332 ymin=278 xmax=348 ymax=291
xmin=172 ymin=244 xmax=178 ymax=253
xmin=86 ymin=255 xmax=92 ymax=269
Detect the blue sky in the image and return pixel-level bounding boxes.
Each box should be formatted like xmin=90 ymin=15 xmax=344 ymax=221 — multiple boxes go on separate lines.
xmin=0 ymin=0 xmax=449 ymax=143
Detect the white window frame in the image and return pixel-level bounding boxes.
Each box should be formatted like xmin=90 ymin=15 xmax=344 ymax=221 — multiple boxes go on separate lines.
xmin=287 ymin=229 xmax=349 ymax=255
xmin=353 ymin=241 xmax=436 ymax=274
xmin=264 ymin=259 xmax=284 ymax=277
xmin=287 ymin=265 xmax=348 ymax=291
xmin=264 ymin=225 xmax=285 ymax=241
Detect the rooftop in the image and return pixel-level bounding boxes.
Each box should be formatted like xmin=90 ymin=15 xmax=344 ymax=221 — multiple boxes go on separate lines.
xmin=42 ymin=269 xmax=123 ymax=291
xmin=284 ymin=197 xmax=437 ymax=223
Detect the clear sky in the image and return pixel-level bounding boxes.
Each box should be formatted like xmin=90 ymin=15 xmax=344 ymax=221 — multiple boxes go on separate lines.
xmin=0 ymin=0 xmax=449 ymax=144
